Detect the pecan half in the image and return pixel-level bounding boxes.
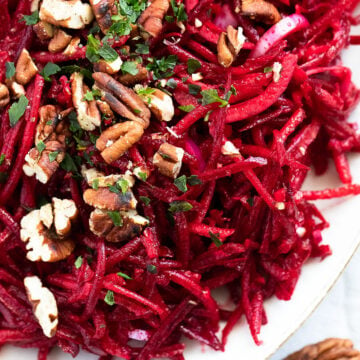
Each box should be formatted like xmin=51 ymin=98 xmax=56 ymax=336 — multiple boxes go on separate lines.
xmin=20 ymin=199 xmax=78 ymax=262
xmin=5 ymin=79 xmax=26 ymax=99
xmin=83 ymin=187 xmax=137 ymax=211
xmin=48 ymin=29 xmax=72 ymax=53
xmin=15 ymin=49 xmax=39 ymax=85
xmin=36 ymin=105 xmax=60 ymax=144
xmin=93 ymin=72 xmax=151 ymax=128
xmin=33 ymin=21 xmax=54 ymax=41
xmin=117 ymin=64 xmax=149 ymax=86
xmin=217 ymin=25 xmax=246 ymax=68
xmin=0 ymin=84 xmax=10 ymax=109
xmin=89 ymin=209 xmax=149 ymax=242
xmin=89 ymin=0 xmax=117 ymax=34
xmin=241 ymin=0 xmax=281 ymax=25
xmin=96 ymin=121 xmax=144 ymax=164
xmin=71 ymin=72 xmax=101 ymax=130
xmin=153 ymin=142 xmax=184 ymax=178
xmin=285 ymin=338 xmax=360 ymax=360
xmin=96 ymin=99 xmax=115 ymax=121
xmin=138 ymin=0 xmax=170 ymax=39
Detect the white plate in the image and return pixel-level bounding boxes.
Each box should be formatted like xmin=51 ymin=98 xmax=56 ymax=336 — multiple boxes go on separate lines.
xmin=1 ymin=27 xmax=360 ymax=360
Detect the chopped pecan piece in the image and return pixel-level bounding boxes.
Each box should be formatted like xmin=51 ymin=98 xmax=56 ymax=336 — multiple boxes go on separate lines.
xmin=117 ymin=64 xmax=149 ymax=86
xmin=24 ymin=276 xmax=58 ymax=338
xmin=96 ymin=121 xmax=144 ymax=164
xmin=136 ymin=87 xmax=174 ymax=122
xmin=15 ymin=49 xmax=39 ymax=85
xmin=93 ymin=72 xmax=151 ymax=128
xmin=285 ymin=338 xmax=360 ymax=360
xmin=39 ymin=0 xmax=94 ymax=29
xmin=217 ymin=25 xmax=246 ymax=68
xmin=138 ymin=0 xmax=170 ymax=39
xmin=33 ymin=21 xmax=54 ymax=41
xmin=62 ymin=37 xmax=81 ymax=56
xmin=89 ymin=209 xmax=149 ymax=242
xmin=94 ymin=56 xmax=123 ymax=75
xmin=0 ymin=84 xmax=10 ymax=109
xmin=96 ymin=99 xmax=115 ymax=121
xmin=153 ymin=142 xmax=184 ymax=178
xmin=5 ymin=78 xmax=26 ymax=99
xmin=71 ymin=72 xmax=101 ymax=130
xmin=48 ymin=29 xmax=72 ymax=53
xmin=20 ymin=199 xmax=78 ymax=262
xmin=89 ymin=0 xmax=117 ymax=34
xmin=83 ymin=187 xmax=137 ymax=211
xmin=241 ymin=0 xmax=281 ymax=25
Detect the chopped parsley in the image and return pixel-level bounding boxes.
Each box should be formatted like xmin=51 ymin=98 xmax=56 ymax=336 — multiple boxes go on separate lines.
xmin=74 ymin=256 xmax=83 ymax=269
xmin=168 ymin=201 xmax=193 ymax=213
xmin=137 ymin=171 xmax=148 ymax=181
xmin=21 ymin=11 xmax=39 ymax=25
xmin=60 ymin=153 xmax=78 ymax=174
xmin=174 ymin=175 xmax=187 ymax=192
xmin=86 ymin=35 xmax=118 ymax=63
xmin=178 ymin=105 xmax=195 ymax=112
xmin=92 ymin=178 xmax=99 ymax=190
xmin=121 ymin=61 xmax=139 ymax=75
xmin=83 ymin=89 xmax=102 ymax=101
xmin=146 ymin=55 xmax=178 ymax=80
xmin=146 ymin=264 xmax=158 ymax=274
xmin=107 ymin=211 xmax=123 ymax=227
xmin=187 ymin=175 xmax=202 ymax=186
xmin=140 ymin=196 xmax=151 ymax=205
xmin=187 ymin=59 xmax=201 ymax=74
xmin=104 ymin=290 xmax=115 ymax=306
xmin=209 ymin=231 xmax=222 ymax=247
xmin=36 ymin=141 xmax=46 ymax=155
xmin=247 ymin=197 xmax=254 ymax=207
xmin=264 ymin=66 xmax=273 ymax=73
xmin=201 ymin=89 xmax=228 ymax=107
xmin=117 ymin=272 xmax=132 ymax=280
xmin=0 ymin=154 xmax=5 ymax=166
xmin=5 ymin=62 xmax=15 ymax=79
xmin=170 ymin=0 xmax=187 ymax=22
xmin=9 ymin=95 xmax=28 ymax=127
xmin=117 ymin=178 xmax=129 ymax=194
xmin=188 ymin=84 xmax=201 ymax=95
xmin=135 ymin=43 xmax=149 ymax=54
xmin=40 ymin=62 xmax=61 ymax=82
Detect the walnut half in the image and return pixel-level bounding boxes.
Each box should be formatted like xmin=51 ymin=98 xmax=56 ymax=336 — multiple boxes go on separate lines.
xmin=285 ymin=338 xmax=360 ymax=360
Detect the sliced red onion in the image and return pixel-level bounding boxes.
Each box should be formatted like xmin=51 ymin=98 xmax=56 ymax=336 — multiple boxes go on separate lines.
xmin=250 ymin=14 xmax=310 ymax=58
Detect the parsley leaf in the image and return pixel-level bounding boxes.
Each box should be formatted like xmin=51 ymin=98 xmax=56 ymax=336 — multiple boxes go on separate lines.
xmin=140 ymin=196 xmax=151 ymax=205
xmin=201 ymin=89 xmax=228 ymax=107
xmin=9 ymin=95 xmax=28 ymax=127
xmin=104 ymin=290 xmax=115 ymax=306
xmin=187 ymin=175 xmax=202 ymax=186
xmin=169 ymin=201 xmax=193 ymax=213
xmin=178 ymin=105 xmax=195 ymax=112
xmin=264 ymin=66 xmax=273 ymax=73
xmin=188 ymin=84 xmax=201 ymax=95
xmin=117 ymin=272 xmax=132 ymax=280
xmin=117 ymin=178 xmax=129 ymax=194
xmin=5 ymin=62 xmax=15 ymax=79
xmin=21 ymin=11 xmax=39 ymax=25
xmin=146 ymin=264 xmax=158 ymax=274
xmin=187 ymin=59 xmax=201 ymax=74
xmin=247 ymin=197 xmax=254 ymax=207
xmin=36 ymin=141 xmax=46 ymax=155
xmin=60 ymin=65 xmax=93 ymax=80
xmin=0 ymin=154 xmax=5 ymax=166
xmin=174 ymin=175 xmax=187 ymax=192
xmin=92 ymin=178 xmax=99 ymax=190
xmin=75 ymin=256 xmax=83 ymax=269
xmin=121 ymin=61 xmax=139 ymax=75
xmin=86 ymin=34 xmax=101 ymax=63
xmin=60 ymin=153 xmax=78 ymax=174
xmin=170 ymin=0 xmax=187 ymax=22
xmin=83 ymin=89 xmax=102 ymax=101
xmin=48 ymin=151 xmax=59 ymax=162
xmin=98 ymin=41 xmax=119 ymax=62
xmin=107 ymin=211 xmax=123 ymax=227
xmin=40 ymin=62 xmax=61 ymax=82
xmin=135 ymin=87 xmax=155 ymax=96
xmin=137 ymin=171 xmax=148 ymax=181
xmin=146 ymin=55 xmax=177 ymax=80
xmin=209 ymin=231 xmax=222 ymax=247
xmin=135 ymin=43 xmax=149 ymax=54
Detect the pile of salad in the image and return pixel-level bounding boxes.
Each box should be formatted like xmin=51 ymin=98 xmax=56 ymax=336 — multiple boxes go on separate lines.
xmin=0 ymin=0 xmax=359 ymax=359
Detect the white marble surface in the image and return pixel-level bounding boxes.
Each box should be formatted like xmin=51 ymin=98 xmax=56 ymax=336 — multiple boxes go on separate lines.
xmin=272 ymin=248 xmax=360 ymax=359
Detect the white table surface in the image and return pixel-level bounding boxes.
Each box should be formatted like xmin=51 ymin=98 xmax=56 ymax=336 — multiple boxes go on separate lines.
xmin=271 ymin=248 xmax=360 ymax=359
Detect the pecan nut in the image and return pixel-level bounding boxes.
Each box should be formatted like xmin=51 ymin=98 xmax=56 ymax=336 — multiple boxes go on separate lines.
xmin=94 ymin=56 xmax=123 ymax=75
xmin=285 ymin=338 xmax=360 ymax=360
xmin=96 ymin=121 xmax=144 ymax=164
xmin=15 ymin=49 xmax=39 ymax=85
xmin=39 ymin=0 xmax=94 ymax=29
xmin=217 ymin=25 xmax=246 ymax=68
xmin=93 ymin=72 xmax=151 ymax=128
xmin=153 ymin=142 xmax=184 ymax=178
xmin=20 ymin=199 xmax=78 ymax=262
xmin=33 ymin=20 xmax=54 ymax=41
xmin=241 ymin=0 xmax=281 ymax=25
xmin=117 ymin=64 xmax=149 ymax=86
xmin=138 ymin=0 xmax=170 ymax=39
xmin=62 ymin=37 xmax=81 ymax=56
xmin=71 ymin=72 xmax=101 ymax=130
xmin=89 ymin=209 xmax=149 ymax=242
xmin=89 ymin=0 xmax=117 ymax=34
xmin=5 ymin=78 xmax=25 ymax=99
xmin=24 ymin=276 xmax=58 ymax=338
xmin=0 ymin=84 xmax=10 ymax=109
xmin=48 ymin=29 xmax=72 ymax=53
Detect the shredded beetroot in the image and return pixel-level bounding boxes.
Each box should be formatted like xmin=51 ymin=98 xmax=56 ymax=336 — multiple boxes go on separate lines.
xmin=0 ymin=0 xmax=360 ymax=359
